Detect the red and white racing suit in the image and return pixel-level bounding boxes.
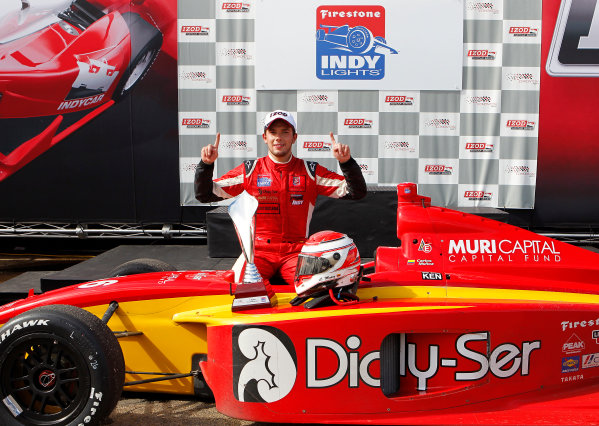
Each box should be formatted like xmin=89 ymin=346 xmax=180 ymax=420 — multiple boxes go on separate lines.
xmin=195 ymin=155 xmax=366 ymax=284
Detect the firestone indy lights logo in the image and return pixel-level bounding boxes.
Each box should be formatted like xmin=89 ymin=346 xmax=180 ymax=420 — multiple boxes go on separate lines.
xmin=316 ymin=6 xmax=397 ymax=80
xmin=233 ymin=325 xmax=297 ymax=402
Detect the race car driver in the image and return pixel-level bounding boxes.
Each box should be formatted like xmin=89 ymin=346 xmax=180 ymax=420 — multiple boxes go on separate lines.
xmin=195 ymin=110 xmax=367 ymax=285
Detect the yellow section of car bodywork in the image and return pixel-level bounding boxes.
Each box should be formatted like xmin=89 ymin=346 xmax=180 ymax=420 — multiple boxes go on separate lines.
xmin=10 ymin=283 xmax=599 ymax=396
xmin=173 ymin=303 xmax=470 ymax=326
xmin=172 ymin=285 xmax=599 ymax=327
xmin=84 ymin=294 xmax=234 ymax=395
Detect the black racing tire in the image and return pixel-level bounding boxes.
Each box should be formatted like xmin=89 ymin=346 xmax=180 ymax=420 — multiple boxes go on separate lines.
xmin=112 ymin=12 xmax=163 ymax=101
xmin=109 ymin=258 xmax=176 ymax=277
xmin=0 ymin=305 xmax=124 ymax=426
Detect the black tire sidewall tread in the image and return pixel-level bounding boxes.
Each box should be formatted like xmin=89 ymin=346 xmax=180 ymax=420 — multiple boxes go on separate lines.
xmin=0 ymin=305 xmax=124 ymax=426
xmin=109 ymin=258 xmax=176 ymax=277
xmin=112 ymin=12 xmax=163 ymax=101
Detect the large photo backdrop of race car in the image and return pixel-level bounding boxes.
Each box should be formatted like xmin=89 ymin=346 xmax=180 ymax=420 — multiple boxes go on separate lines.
xmin=0 ymin=0 xmax=178 ymax=222
xmin=0 ymin=0 xmax=598 ymax=229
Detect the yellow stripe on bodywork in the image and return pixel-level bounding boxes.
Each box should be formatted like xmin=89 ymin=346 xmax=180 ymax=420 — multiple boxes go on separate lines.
xmin=445 ymin=286 xmax=599 ymax=305
xmin=172 ymin=284 xmax=599 ymax=327
xmin=173 ymin=303 xmax=470 ymax=326
xmin=356 ymin=285 xmax=599 ymax=305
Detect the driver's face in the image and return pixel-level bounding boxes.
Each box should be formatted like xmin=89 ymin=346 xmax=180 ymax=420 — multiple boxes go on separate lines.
xmin=263 ymin=120 xmax=297 ymax=162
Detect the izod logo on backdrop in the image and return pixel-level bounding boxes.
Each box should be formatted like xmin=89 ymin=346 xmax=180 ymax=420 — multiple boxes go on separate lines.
xmin=316 ymin=5 xmax=397 ymax=80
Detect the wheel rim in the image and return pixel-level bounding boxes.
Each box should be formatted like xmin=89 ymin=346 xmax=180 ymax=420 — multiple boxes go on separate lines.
xmin=348 ymin=29 xmax=367 ymax=49
xmin=123 ymin=48 xmax=158 ymax=92
xmin=1 ymin=334 xmax=90 ymax=424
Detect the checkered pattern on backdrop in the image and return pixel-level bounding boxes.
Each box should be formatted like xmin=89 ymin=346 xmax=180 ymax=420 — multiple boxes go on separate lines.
xmin=178 ymin=0 xmax=541 ymax=208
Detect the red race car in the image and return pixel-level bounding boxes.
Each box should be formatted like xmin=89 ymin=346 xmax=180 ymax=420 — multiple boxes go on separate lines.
xmin=0 ymin=0 xmax=166 ymax=181
xmin=2 ymin=183 xmax=599 ymax=425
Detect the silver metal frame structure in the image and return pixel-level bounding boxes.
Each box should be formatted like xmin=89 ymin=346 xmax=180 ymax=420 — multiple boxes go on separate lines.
xmin=0 ymin=223 xmax=597 ymax=245
xmin=0 ymin=222 xmax=207 ymax=239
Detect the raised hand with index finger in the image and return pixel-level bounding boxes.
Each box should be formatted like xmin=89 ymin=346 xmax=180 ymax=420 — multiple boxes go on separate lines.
xmin=330 ymin=132 xmax=351 ymax=164
xmin=201 ymin=133 xmax=220 ymax=165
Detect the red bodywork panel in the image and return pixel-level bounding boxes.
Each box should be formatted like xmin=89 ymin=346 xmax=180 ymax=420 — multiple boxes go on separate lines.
xmin=203 ymin=306 xmax=599 ymax=424
xmin=198 ymin=183 xmax=599 ymax=424
xmin=0 ymin=269 xmax=236 ymax=325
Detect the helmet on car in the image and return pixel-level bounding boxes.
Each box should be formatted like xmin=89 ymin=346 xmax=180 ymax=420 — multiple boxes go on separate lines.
xmin=294 ymin=231 xmax=361 ymax=298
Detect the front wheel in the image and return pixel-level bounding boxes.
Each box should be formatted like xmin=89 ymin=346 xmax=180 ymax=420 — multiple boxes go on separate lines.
xmin=0 ymin=305 xmax=124 ymax=426
xmin=113 ymin=12 xmax=163 ymax=101
xmin=347 ymin=26 xmax=372 ymax=53
xmin=109 ymin=258 xmax=176 ymax=277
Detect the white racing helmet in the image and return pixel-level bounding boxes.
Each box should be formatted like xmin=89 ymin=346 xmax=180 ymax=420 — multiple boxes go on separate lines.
xmin=294 ymin=231 xmax=361 ymax=298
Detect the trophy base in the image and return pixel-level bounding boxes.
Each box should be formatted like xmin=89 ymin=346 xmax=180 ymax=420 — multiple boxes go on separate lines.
xmin=232 ymin=281 xmax=277 ymax=311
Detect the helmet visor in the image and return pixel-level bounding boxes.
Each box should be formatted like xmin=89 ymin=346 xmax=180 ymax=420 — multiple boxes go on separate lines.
xmin=295 ymin=254 xmax=331 ymax=279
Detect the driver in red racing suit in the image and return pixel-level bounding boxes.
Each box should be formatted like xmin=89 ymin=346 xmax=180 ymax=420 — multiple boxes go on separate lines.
xmin=195 ymin=110 xmax=367 ymax=285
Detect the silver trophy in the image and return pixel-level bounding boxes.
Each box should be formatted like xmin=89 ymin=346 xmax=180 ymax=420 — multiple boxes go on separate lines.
xmin=228 ymin=191 xmax=263 ymax=284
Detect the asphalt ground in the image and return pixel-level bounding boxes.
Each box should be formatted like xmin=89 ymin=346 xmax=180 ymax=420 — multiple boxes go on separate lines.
xmin=109 ymin=393 xmax=257 ymax=426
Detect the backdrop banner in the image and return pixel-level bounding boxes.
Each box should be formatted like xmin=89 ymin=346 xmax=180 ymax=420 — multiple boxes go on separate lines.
xmin=179 ymin=0 xmax=542 ymax=209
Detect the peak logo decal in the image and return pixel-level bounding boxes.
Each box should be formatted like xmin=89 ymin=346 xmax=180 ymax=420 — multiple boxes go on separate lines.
xmin=316 ymin=5 xmax=397 ymax=80
xmin=233 ymin=325 xmax=297 ymax=402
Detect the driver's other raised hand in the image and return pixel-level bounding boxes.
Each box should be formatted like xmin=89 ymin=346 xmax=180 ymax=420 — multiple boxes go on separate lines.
xmin=201 ymin=133 xmax=220 ymax=165
xmin=330 ymin=132 xmax=351 ymax=164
